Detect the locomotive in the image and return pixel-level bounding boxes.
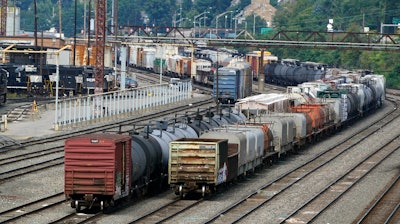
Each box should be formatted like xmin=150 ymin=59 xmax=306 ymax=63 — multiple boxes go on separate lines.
xmin=64 ymin=72 xmax=385 ymax=211
xmin=3 ymin=64 xmax=115 ymax=96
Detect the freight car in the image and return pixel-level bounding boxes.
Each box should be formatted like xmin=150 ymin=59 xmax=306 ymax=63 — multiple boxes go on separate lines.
xmin=245 ymin=50 xmax=278 ymax=81
xmin=213 ymin=62 xmax=252 ymax=104
xmin=264 ymin=59 xmax=327 ymax=85
xmin=64 ymin=108 xmax=247 ymax=212
xmin=168 ymin=75 xmax=386 ymax=197
xmin=65 ymin=73 xmax=385 ymax=210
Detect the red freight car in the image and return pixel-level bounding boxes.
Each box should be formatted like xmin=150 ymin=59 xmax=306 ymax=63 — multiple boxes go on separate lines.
xmin=64 ymin=133 xmax=132 ymax=212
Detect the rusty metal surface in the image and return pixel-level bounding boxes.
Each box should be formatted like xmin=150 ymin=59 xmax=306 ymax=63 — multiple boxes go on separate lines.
xmin=169 ymin=138 xmax=229 ymax=185
xmin=292 ymin=104 xmax=327 ymax=131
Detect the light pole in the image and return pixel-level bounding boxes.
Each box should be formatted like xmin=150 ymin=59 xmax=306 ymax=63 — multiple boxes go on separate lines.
xmin=225 ymin=15 xmax=228 ymax=30
xmin=194 ymin=11 xmax=209 ymax=37
xmin=232 ymin=11 xmax=243 ymax=39
xmin=176 ymin=17 xmax=190 ymax=27
xmin=215 ymin=11 xmax=232 ymax=38
xmin=230 ymin=11 xmax=233 ymax=29
xmin=253 ymin=12 xmax=256 ymax=35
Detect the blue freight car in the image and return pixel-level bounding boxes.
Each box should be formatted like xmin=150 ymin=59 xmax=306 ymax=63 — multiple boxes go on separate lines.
xmin=213 ymin=63 xmax=252 ymax=104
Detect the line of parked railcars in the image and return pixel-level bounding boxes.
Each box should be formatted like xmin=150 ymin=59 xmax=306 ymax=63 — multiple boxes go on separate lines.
xmin=168 ymin=74 xmax=386 ymax=196
xmin=125 ymin=45 xmax=274 ymax=88
xmin=64 ymin=73 xmax=385 ymax=211
xmin=264 ymin=59 xmax=328 ymax=85
xmin=2 ymin=64 xmax=115 ymax=96
xmin=64 ymin=107 xmax=247 ymax=212
xmin=263 ymin=58 xmax=378 ymax=88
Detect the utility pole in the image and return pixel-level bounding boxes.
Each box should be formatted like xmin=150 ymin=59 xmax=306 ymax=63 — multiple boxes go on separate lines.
xmin=259 ymin=49 xmax=265 ymax=91
xmin=87 ymin=0 xmax=91 ymax=66
xmin=58 ymin=0 xmax=62 ymax=40
xmin=94 ymin=0 xmax=106 ymax=95
xmin=73 ymin=0 xmax=77 ymax=65
xmin=1 ymin=0 xmax=7 ymax=36
xmin=253 ymin=13 xmax=255 ymax=35
xmin=34 ymin=0 xmax=37 ymax=47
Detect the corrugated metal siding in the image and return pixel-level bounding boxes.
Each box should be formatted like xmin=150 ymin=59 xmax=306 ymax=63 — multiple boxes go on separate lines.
xmin=169 ymin=139 xmax=228 ymax=185
xmin=64 ymin=134 xmax=131 ymax=197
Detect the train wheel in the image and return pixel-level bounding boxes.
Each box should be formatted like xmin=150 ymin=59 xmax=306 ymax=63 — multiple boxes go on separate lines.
xmin=70 ymin=201 xmax=76 ymax=208
xmin=179 ymin=185 xmax=184 ymax=198
xmin=75 ymin=201 xmax=81 ymax=212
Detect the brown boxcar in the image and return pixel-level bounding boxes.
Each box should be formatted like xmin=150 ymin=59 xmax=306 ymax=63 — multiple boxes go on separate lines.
xmin=64 ymin=133 xmax=132 ymax=212
xmin=168 ymin=138 xmax=238 ymax=197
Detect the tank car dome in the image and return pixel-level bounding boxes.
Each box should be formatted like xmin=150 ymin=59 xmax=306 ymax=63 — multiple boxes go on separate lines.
xmin=188 ymin=120 xmax=214 ymax=136
xmin=177 ymin=122 xmax=199 ymax=137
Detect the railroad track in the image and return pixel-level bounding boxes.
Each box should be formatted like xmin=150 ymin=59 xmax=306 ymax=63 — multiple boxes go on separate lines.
xmin=279 ymin=135 xmax=400 ymax=223
xmin=0 ymin=98 xmax=215 ymax=184
xmin=0 ymin=97 xmax=215 ymax=152
xmin=0 ymin=146 xmax=63 ymax=166
xmin=48 ymin=210 xmax=102 ymax=224
xmin=1 ymin=75 xmax=396 ymax=223
xmin=355 ymin=175 xmax=400 ymax=223
xmin=0 ymin=190 xmax=103 ymax=224
xmin=201 ymin=96 xmax=400 ymax=223
xmin=129 ymin=197 xmax=204 ymax=223
xmin=0 ymin=193 xmax=65 ymax=223
xmin=0 ymin=156 xmax=64 ymax=182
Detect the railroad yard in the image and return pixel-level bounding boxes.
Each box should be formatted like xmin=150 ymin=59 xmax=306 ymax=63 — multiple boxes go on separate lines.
xmin=0 ymin=69 xmax=399 ymax=223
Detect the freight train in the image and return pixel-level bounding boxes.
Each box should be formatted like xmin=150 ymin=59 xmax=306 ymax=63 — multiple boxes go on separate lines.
xmin=169 ymin=74 xmax=386 ymax=196
xmin=124 ymin=45 xmax=256 ymax=104
xmin=64 ymin=73 xmax=385 ymax=212
xmin=123 ymin=45 xmax=275 ymax=86
xmin=2 ymin=64 xmax=115 ymax=96
xmin=262 ymin=58 xmax=377 ymax=87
